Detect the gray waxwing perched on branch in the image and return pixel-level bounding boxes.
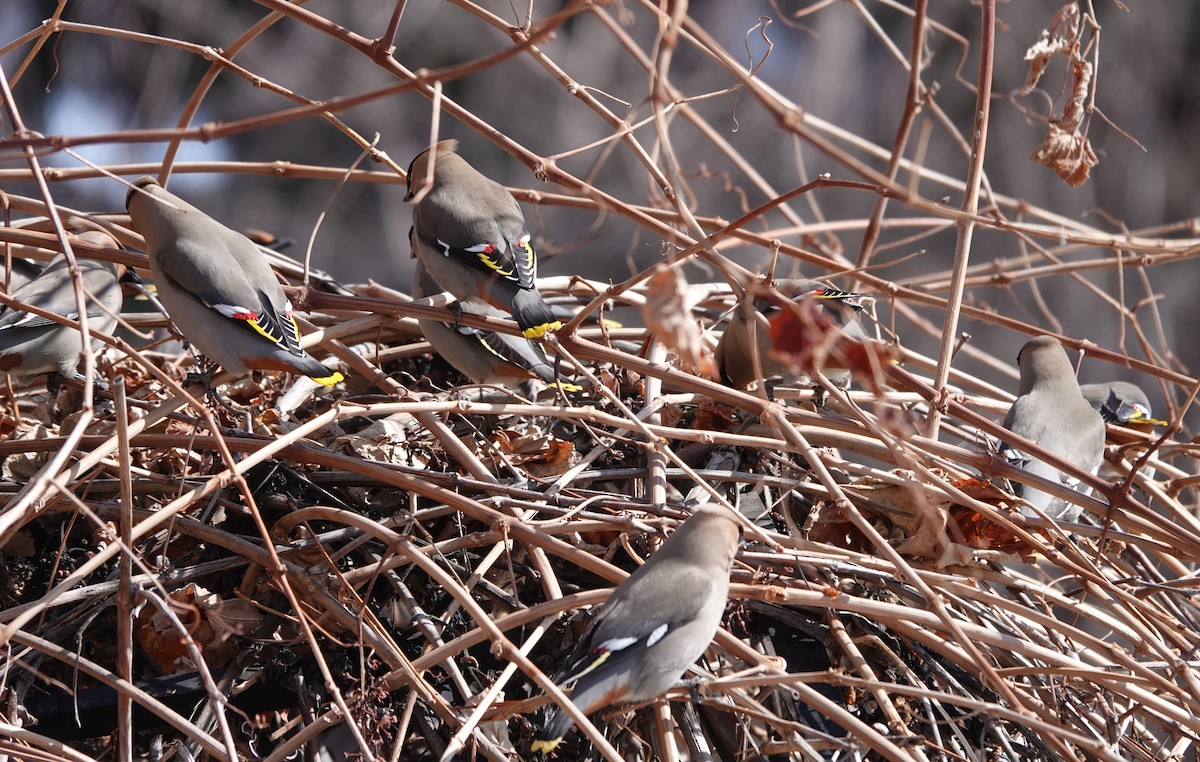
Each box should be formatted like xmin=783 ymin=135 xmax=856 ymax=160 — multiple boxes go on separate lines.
xmin=531 ymin=502 xmax=740 ymax=754
xmin=1000 ymin=336 xmax=1106 ymax=521
xmin=412 ymin=261 xmax=581 ymax=391
xmin=405 ymin=140 xmax=561 ymax=340
xmin=1079 ymin=381 xmax=1168 ymax=428
xmin=126 ymin=177 xmax=343 ymax=386
xmin=0 ymin=230 xmax=123 ymax=382
xmin=715 ymin=279 xmax=868 ymax=390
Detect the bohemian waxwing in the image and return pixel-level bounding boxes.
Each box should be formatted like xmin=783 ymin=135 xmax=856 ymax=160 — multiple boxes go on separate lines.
xmin=126 ymin=177 xmax=342 ymax=386
xmin=715 ymin=279 xmax=867 ymax=389
xmin=0 ymin=230 xmax=123 ymax=382
xmin=412 ymin=261 xmax=580 ymax=391
xmin=405 ymin=140 xmax=560 ymax=340
xmin=531 ymin=502 xmax=740 ymax=753
xmin=1000 ymin=336 xmax=1106 ymax=521
xmin=1079 ymin=381 xmax=1168 ymax=427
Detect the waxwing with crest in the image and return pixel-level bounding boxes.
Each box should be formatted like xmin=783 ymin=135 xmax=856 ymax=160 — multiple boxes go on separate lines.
xmin=406 ymin=140 xmax=560 ymax=340
xmin=126 ymin=177 xmax=342 ymax=386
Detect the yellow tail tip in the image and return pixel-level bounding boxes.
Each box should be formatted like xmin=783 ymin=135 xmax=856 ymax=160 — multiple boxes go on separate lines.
xmin=550 ymin=381 xmax=584 ymax=393
xmin=523 ymin=321 xmax=562 ymax=339
xmin=530 ymin=738 xmax=562 ymax=754
xmin=313 ymin=371 xmax=344 ymax=387
xmin=1129 ymin=415 xmax=1169 ymax=427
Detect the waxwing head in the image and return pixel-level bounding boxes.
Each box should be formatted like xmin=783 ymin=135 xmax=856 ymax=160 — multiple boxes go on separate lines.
xmin=657 ymin=501 xmax=741 ymax=570
xmin=125 ymin=176 xmax=192 ymax=246
xmin=1080 ymin=380 xmax=1166 ymax=427
xmin=1015 ymin=335 xmax=1077 ymax=395
xmin=405 ymin=140 xmax=460 ymax=201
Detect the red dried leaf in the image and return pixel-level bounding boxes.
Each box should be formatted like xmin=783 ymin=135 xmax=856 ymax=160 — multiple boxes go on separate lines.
xmin=768 ymin=300 xmax=899 ymax=394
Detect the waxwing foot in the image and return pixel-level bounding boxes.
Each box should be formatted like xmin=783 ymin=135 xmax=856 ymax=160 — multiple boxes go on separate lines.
xmin=60 ymin=371 xmax=111 ymax=393
xmin=755 ymin=380 xmax=780 ymax=403
xmin=184 ymin=367 xmax=216 ymax=398
xmin=48 ymin=373 xmax=116 ymax=419
xmin=449 ymin=301 xmax=466 ymax=329
xmin=185 ymin=365 xmax=252 ymax=432
xmin=681 ymin=675 xmax=709 ymax=706
xmin=810 ymin=384 xmax=828 ymax=409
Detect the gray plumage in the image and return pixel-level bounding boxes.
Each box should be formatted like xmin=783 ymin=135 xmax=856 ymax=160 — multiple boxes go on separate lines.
xmin=715 ymin=279 xmax=867 ymax=389
xmin=412 ymin=262 xmax=577 ymax=390
xmin=1000 ymin=336 xmax=1106 ymax=521
xmin=0 ymin=231 xmax=122 ymax=380
xmin=1079 ymin=381 xmax=1166 ymax=427
xmin=531 ymin=502 xmax=740 ymax=753
xmin=0 ymin=258 xmax=46 ymax=294
xmin=126 ymin=177 xmax=342 ymax=385
xmin=405 ymin=140 xmax=560 ymax=339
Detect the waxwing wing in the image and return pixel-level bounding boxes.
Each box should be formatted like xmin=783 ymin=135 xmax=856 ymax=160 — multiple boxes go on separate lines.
xmin=412 ymin=260 xmax=580 ymax=391
xmin=1079 ymin=380 xmax=1168 ymax=427
xmin=126 ymin=177 xmax=342 ymax=386
xmin=0 ymin=230 xmax=123 ymax=381
xmin=1000 ymin=336 xmax=1106 ymax=521
xmin=715 ymin=279 xmax=867 ymax=389
xmin=531 ymin=502 xmax=740 ymax=753
xmin=0 ymin=257 xmax=46 ymax=294
xmin=405 ymin=140 xmax=560 ymax=340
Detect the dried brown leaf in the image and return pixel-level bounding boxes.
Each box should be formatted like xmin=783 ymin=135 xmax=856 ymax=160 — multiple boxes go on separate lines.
xmin=642 ymin=266 xmax=716 ymax=379
xmin=2 ymin=424 xmax=50 ymax=481
xmin=492 ymin=428 xmax=578 ymax=477
xmin=1021 ymin=2 xmax=1081 ymax=94
xmin=135 ymin=584 xmax=240 ymax=674
xmin=844 ymin=471 xmax=952 ymax=561
xmin=334 ymin=415 xmax=421 ymax=466
xmin=1022 ymin=3 xmax=1097 ymax=186
xmin=1031 ymin=119 xmax=1098 ymax=187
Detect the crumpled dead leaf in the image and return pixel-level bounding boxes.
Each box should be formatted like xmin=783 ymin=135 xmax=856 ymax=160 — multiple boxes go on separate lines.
xmin=491 ymin=426 xmax=577 ymax=478
xmin=2 ymin=424 xmax=50 ymax=481
xmin=1029 ymin=99 xmax=1097 ymax=187
xmin=334 ymin=414 xmax=422 ymax=466
xmin=842 ymin=470 xmax=952 ymax=559
xmin=768 ymin=300 xmax=899 ymax=394
xmin=948 ymin=478 xmax=1038 ymax=558
xmin=811 ymin=470 xmax=1012 ymax=567
xmin=136 ymin=583 xmax=260 ymax=674
xmin=1022 ymin=3 xmax=1097 ymax=186
xmin=642 ymin=266 xmax=716 ymax=379
xmin=1021 ymin=2 xmax=1080 ymax=95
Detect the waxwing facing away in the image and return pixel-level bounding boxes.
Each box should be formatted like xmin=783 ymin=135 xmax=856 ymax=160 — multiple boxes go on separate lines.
xmin=715 ymin=279 xmax=868 ymax=390
xmin=0 ymin=230 xmax=123 ymax=381
xmin=531 ymin=502 xmax=740 ymax=753
xmin=1000 ymin=336 xmax=1106 ymax=521
xmin=405 ymin=140 xmax=560 ymax=340
xmin=1079 ymin=381 xmax=1168 ymax=427
xmin=412 ymin=260 xmax=579 ymax=391
xmin=126 ymin=177 xmax=342 ymax=386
